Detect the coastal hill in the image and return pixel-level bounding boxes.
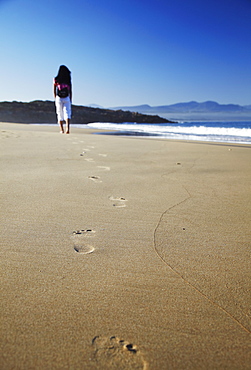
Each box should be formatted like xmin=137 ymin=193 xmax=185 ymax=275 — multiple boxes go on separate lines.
xmin=0 ymin=100 xmax=173 ymax=124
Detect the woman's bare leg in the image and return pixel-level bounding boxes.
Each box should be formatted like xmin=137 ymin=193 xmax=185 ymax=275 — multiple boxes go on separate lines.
xmin=59 ymin=120 xmax=64 ymax=133
xmin=66 ymin=118 xmax=71 ymax=134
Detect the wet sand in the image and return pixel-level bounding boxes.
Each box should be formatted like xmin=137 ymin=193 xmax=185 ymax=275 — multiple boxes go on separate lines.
xmin=1 ymin=122 xmax=251 ymax=369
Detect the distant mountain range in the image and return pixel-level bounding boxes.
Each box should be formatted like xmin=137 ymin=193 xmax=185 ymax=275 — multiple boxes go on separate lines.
xmin=108 ymin=101 xmax=251 ymax=114
xmin=1 ymin=100 xmax=250 ymax=125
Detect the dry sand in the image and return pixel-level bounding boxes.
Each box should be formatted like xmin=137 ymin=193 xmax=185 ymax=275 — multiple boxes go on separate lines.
xmin=1 ymin=122 xmax=251 ymax=369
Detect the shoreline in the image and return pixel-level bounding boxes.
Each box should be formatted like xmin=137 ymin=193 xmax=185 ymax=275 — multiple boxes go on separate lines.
xmin=3 ymin=121 xmax=251 ymax=146
xmin=1 ymin=122 xmax=251 ymax=369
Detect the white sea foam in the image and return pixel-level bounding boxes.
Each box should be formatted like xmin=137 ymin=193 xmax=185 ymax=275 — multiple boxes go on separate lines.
xmin=79 ymin=122 xmax=251 ymax=144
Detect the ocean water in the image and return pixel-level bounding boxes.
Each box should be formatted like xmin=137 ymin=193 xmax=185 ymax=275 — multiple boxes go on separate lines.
xmin=78 ymin=120 xmax=251 ymax=144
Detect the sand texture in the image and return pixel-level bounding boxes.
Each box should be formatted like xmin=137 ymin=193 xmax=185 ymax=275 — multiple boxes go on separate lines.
xmin=1 ymin=123 xmax=251 ymax=369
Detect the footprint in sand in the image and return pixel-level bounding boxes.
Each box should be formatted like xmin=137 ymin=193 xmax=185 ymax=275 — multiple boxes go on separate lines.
xmin=109 ymin=196 xmax=127 ymax=208
xmin=88 ymin=176 xmax=102 ymax=183
xmin=91 ymin=336 xmax=148 ymax=370
xmin=71 ymin=229 xmax=95 ymax=254
xmin=74 ymin=245 xmax=95 ymax=254
xmin=99 ymin=153 xmax=107 ymax=157
xmin=97 ymin=166 xmax=110 ymax=171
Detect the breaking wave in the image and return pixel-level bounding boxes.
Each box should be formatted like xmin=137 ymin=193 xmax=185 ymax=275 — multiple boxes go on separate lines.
xmin=82 ymin=121 xmax=251 ymax=144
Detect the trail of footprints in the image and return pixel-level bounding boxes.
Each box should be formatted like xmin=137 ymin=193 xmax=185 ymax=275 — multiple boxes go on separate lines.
xmin=91 ymin=336 xmax=148 ymax=370
xmin=70 ymin=141 xmax=149 ymax=369
xmin=71 ymin=139 xmax=128 ymax=255
xmin=80 ymin=142 xmax=127 ymax=207
xmin=1 ymin=130 xmax=20 ymax=139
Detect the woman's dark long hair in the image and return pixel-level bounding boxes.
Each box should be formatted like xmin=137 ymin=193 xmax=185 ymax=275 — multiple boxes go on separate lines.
xmin=55 ymin=65 xmax=71 ymax=85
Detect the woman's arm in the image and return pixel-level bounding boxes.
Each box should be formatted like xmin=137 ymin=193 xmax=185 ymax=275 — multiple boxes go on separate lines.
xmin=69 ymin=83 xmax=72 ymax=102
xmin=53 ymin=84 xmax=57 ymax=99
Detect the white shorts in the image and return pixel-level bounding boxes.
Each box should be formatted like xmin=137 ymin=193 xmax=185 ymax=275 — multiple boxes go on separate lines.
xmin=55 ymin=96 xmax=71 ymax=121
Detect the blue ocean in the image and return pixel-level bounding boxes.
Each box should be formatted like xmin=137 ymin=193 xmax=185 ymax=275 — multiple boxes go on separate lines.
xmin=76 ymin=120 xmax=251 ymax=145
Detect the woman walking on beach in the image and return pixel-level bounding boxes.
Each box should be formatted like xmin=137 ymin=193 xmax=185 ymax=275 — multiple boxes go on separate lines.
xmin=53 ymin=65 xmax=72 ymax=134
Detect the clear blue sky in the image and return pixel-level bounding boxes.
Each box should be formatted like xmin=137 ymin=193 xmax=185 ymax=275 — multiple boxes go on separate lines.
xmin=0 ymin=0 xmax=250 ymax=107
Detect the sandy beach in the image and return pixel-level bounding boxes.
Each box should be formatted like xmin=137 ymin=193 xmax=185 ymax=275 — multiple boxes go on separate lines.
xmin=1 ymin=122 xmax=251 ymax=369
